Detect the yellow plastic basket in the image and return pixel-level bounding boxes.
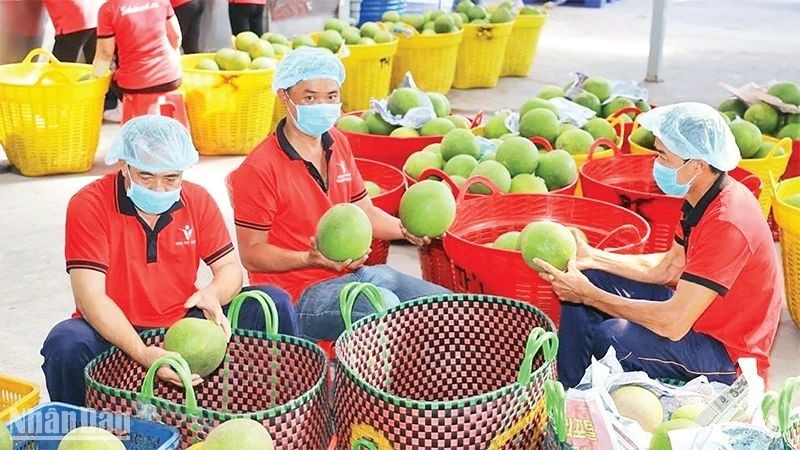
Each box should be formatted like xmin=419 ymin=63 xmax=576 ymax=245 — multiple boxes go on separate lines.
xmin=0 ymin=48 xmax=109 ymax=176
xmin=772 ymin=175 xmax=800 ymax=328
xmin=340 ymin=39 xmax=399 ymax=112
xmin=453 ymin=22 xmax=514 ymax=89
xmin=501 ymin=14 xmax=547 ymax=77
xmin=391 ymin=29 xmax=463 ymax=94
xmin=0 ymin=374 xmax=41 ymax=423
xmin=270 ymin=97 xmax=287 ymax=133
xmin=180 ymin=53 xmax=276 ymax=156
xmin=738 ymin=137 xmax=792 ymax=217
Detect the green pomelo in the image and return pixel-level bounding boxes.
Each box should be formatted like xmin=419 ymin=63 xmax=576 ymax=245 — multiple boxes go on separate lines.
xmin=493 ymin=231 xmax=521 ymax=250
xmin=360 ymin=22 xmax=381 ymax=38
xmin=388 ymin=87 xmax=424 ymax=116
xmin=358 ymin=37 xmax=376 ymax=45
xmin=291 ymin=35 xmax=316 ymax=48
xmin=316 ymin=204 xmax=373 ymax=261
xmin=424 ymin=143 xmax=442 ymax=154
xmin=272 ymin=44 xmax=289 ymax=57
xmin=520 ymin=5 xmax=546 ymax=15
xmin=768 ymin=81 xmax=800 ymax=106
xmin=536 ymin=149 xmax=577 ymax=190
xmin=582 ymin=76 xmax=612 ymax=102
xmin=611 ymin=385 xmax=663 ymax=433
xmin=204 ymin=419 xmax=274 ymax=450
xmin=778 ymin=123 xmax=800 ymax=140
xmin=57 ymin=427 xmax=124 ymax=450
xmin=744 ymin=102 xmax=780 ymax=135
xmin=262 ymin=32 xmax=289 ymax=45
xmin=489 ymin=7 xmax=514 ymax=23
xmin=500 ymin=133 xmax=519 ymax=140
xmin=249 ymin=57 xmax=276 ymax=71
xmin=537 ymin=85 xmax=565 ymax=100
xmin=481 ymin=151 xmax=496 ymax=161
xmin=484 ymin=112 xmax=512 ymax=139
xmin=420 ymin=29 xmax=437 ymax=35
xmin=336 ymin=115 xmax=369 ymax=134
xmin=649 ymin=419 xmax=700 ymax=450
xmin=786 ymin=114 xmax=800 ymax=125
xmin=365 ymin=181 xmax=382 ymax=197
xmin=469 ymin=160 xmax=512 ymax=194
xmin=444 ymin=154 xmax=479 ymax=178
xmin=365 ymin=112 xmax=397 ymax=135
xmin=382 ymin=11 xmax=400 ymax=22
xmin=518 ymin=221 xmax=577 ymax=272
xmin=399 ymin=180 xmax=456 ymax=237
xmin=450 ymin=175 xmax=467 ymax=186
xmin=718 ymin=97 xmax=748 ymax=117
xmin=449 ymin=12 xmax=464 ymax=29
xmin=572 ymin=91 xmax=602 ymax=115
xmin=164 ymin=318 xmax=227 ymax=377
xmin=390 ymin=127 xmax=420 ymax=137
xmin=0 ymin=426 xmax=11 ymax=450
xmin=427 ymin=92 xmax=451 ymax=117
xmin=447 ymin=115 xmax=471 ymax=129
xmin=751 ymin=141 xmax=786 ymax=159
xmin=635 ymin=99 xmax=651 ymax=113
xmin=456 ymin=0 xmax=475 ymax=14
xmin=234 ymin=31 xmax=260 ymax=51
xmin=510 ymin=174 xmax=547 ymax=193
xmin=195 ymin=58 xmax=219 ymax=71
xmin=670 ymin=403 xmax=706 ymax=422
xmin=602 ymin=97 xmax=636 ymax=119
xmin=466 ymin=5 xmax=488 ymax=20
xmin=341 ymin=29 xmax=362 ymax=45
xmin=248 ymin=39 xmax=275 ymax=59
xmin=227 ymin=50 xmax=251 ymax=71
xmin=214 ymin=48 xmax=237 ymax=70
xmin=420 ymin=118 xmax=456 ymax=136
xmin=399 ymin=14 xmax=425 ymax=31
xmin=558 ymin=123 xmax=578 ymax=136
xmin=520 ymin=109 xmax=559 ymax=143
xmin=404 ymin=151 xmax=443 ymax=180
xmin=469 ymin=19 xmax=488 ymax=24
xmin=555 ymin=129 xmax=595 ymax=155
xmin=630 ymin=126 xmax=656 ymax=149
xmin=441 ymin=128 xmax=481 ymax=160
xmin=324 ymin=18 xmax=347 ymax=32
xmin=374 ymin=30 xmax=394 ymax=43
xmin=730 ymin=120 xmax=763 ymax=157
xmin=719 ymin=111 xmax=731 ymax=124
xmin=583 ymin=117 xmax=617 ymax=141
xmin=317 ymin=30 xmax=343 ymax=53
xmin=434 ymin=15 xmax=456 ymax=33
xmin=495 ymin=137 xmax=539 ymax=176
xmin=520 ymin=97 xmax=558 ymax=119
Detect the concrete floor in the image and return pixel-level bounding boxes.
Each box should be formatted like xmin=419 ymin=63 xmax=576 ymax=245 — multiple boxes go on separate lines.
xmin=1 ymin=0 xmax=798 ymax=402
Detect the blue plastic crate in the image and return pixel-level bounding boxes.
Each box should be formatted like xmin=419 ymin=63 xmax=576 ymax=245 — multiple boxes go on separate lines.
xmin=5 ymin=403 xmax=180 ymax=450
xmin=357 ymin=0 xmax=406 ymax=25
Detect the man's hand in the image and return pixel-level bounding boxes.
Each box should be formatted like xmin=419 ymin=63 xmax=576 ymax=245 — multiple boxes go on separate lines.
xmin=573 ymin=230 xmax=596 ymax=271
xmin=306 ymin=237 xmax=370 ymax=272
xmin=534 ymin=258 xmax=596 ymax=304
xmin=135 ymin=346 xmax=203 ymax=387
xmin=400 ymin=224 xmax=432 ymax=247
xmin=185 ymin=287 xmax=232 ymax=340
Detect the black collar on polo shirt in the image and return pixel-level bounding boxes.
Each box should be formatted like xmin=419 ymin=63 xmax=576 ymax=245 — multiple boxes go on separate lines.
xmin=680 ymin=171 xmax=727 ymax=249
xmin=115 ymin=170 xmax=184 ymax=263
xmin=276 ymin=119 xmax=335 ymax=192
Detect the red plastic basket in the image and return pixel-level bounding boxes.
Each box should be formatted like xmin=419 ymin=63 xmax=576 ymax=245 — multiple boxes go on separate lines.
xmin=580 ymin=152 xmax=762 ymax=253
xmin=355 ymin=158 xmax=407 ymax=266
xmin=785 ymin=139 xmax=800 ymax=180
xmin=444 ymin=180 xmax=650 ymax=325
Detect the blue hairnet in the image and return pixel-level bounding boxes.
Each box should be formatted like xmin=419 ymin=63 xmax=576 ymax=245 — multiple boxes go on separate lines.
xmin=272 ymin=46 xmax=346 ymax=93
xmin=637 ymin=102 xmax=740 ymax=171
xmin=105 ymin=115 xmax=199 ymax=172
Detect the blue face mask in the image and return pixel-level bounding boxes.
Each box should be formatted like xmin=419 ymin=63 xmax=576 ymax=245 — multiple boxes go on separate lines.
xmin=126 ymin=170 xmax=181 ymax=214
xmin=289 ymin=100 xmax=341 ymax=137
xmin=652 ymin=160 xmax=695 ymax=196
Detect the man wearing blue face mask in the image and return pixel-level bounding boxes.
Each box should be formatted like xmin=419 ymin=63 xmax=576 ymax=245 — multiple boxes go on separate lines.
xmin=41 ymin=115 xmax=298 ymax=406
xmin=536 ymin=103 xmax=783 ymax=387
xmin=230 ymin=47 xmax=450 ymax=343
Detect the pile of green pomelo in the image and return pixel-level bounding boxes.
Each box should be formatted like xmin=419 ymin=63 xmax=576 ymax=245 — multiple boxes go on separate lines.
xmin=192 ymin=31 xmax=288 ymax=71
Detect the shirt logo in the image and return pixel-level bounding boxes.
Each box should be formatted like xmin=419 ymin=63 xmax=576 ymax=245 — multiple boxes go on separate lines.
xmin=182 ymin=225 xmax=193 ymax=240
xmin=120 ymin=2 xmax=159 ymax=15
xmin=336 ymin=160 xmax=352 ymax=184
xmin=176 ymin=225 xmax=196 ymax=247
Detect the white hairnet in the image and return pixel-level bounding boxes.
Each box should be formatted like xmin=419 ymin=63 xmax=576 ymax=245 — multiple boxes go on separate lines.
xmin=106 ymin=115 xmax=199 ymax=172
xmin=272 ymin=46 xmax=346 ymax=93
xmin=637 ymin=102 xmax=740 ymax=171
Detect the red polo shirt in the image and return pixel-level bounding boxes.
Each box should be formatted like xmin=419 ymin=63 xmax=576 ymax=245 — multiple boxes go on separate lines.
xmin=675 ymin=174 xmax=783 ymax=379
xmin=229 ymin=0 xmax=267 ymax=5
xmin=44 ymin=0 xmax=103 ymax=35
xmin=231 ymin=120 xmax=367 ymax=301
xmin=170 ymin=0 xmax=192 ymax=7
xmin=65 ymin=172 xmax=234 ymax=328
xmin=97 ymin=0 xmax=181 ymax=91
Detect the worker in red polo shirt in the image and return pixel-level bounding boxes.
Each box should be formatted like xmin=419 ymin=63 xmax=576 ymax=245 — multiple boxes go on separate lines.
xmin=44 ymin=0 xmax=104 ymax=63
xmin=40 ymin=116 xmax=297 ymax=406
xmin=228 ymin=0 xmax=266 ymax=36
xmin=171 ymin=0 xmax=205 ymax=54
xmin=91 ymin=0 xmax=183 ymax=122
xmin=539 ymin=103 xmax=783 ymax=387
xmin=230 ymin=47 xmax=449 ymax=343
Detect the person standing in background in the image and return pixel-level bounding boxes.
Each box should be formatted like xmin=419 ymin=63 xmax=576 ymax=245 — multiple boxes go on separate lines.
xmin=171 ymin=0 xmax=205 ymax=54
xmin=228 ymin=0 xmax=266 ymax=36
xmin=44 ymin=0 xmax=104 ymax=63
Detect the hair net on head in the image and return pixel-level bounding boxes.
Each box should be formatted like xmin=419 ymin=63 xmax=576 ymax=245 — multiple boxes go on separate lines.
xmin=105 ymin=115 xmax=199 ymax=172
xmin=637 ymin=102 xmax=740 ymax=171
xmin=272 ymin=46 xmax=346 ymax=93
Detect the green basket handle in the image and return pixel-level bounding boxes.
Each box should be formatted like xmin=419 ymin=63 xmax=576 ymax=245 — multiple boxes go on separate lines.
xmin=22 ymin=48 xmax=62 ymax=65
xmin=762 ymin=376 xmax=800 ymax=435
xmin=517 ymin=327 xmax=559 ymax=387
xmin=139 ymin=354 xmax=200 ymax=415
xmin=340 ymin=282 xmax=388 ymax=331
xmin=227 ymin=290 xmax=279 ymax=336
xmin=587 ymin=137 xmax=623 ymax=161
xmin=545 ymin=379 xmax=567 ymax=443
xmin=352 ymin=438 xmax=379 ymax=450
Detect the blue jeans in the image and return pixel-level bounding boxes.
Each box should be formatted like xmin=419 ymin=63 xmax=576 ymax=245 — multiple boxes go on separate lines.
xmin=558 ymin=270 xmax=736 ymax=388
xmin=40 ymin=285 xmax=296 ymax=406
xmin=295 ymin=265 xmax=451 ymax=342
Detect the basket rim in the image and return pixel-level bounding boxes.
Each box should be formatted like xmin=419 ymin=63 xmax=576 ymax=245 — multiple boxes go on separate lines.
xmin=354 ymin=157 xmax=407 ymax=200
xmin=335 ymin=293 xmax=557 ymax=410
xmin=84 ymin=328 xmax=329 ymax=421
xmin=773 ymin=177 xmax=800 ymax=227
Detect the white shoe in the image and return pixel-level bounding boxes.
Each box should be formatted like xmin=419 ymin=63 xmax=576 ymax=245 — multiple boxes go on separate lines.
xmin=103 ymin=105 xmax=122 ymax=123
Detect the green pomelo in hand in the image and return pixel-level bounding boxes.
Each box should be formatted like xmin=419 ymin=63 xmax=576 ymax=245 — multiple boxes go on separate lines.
xmin=399 ymin=180 xmax=456 ymax=237
xmin=164 ymin=318 xmax=227 ymax=377
xmin=518 ymin=221 xmax=577 ymax=272
xmin=316 ymin=204 xmax=373 ymax=261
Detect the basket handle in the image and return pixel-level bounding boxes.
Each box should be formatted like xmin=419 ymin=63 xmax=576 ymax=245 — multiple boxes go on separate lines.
xmin=227 ymin=290 xmax=279 ymax=336
xmin=418 ymin=168 xmax=457 ymax=190
xmin=469 ymin=111 xmax=485 ymax=128
xmin=769 ymin=171 xmax=780 ymax=199
xmin=763 ymin=137 xmax=792 ymax=161
xmin=529 ymin=136 xmax=554 ymax=152
xmin=761 ymin=376 xmax=800 ymax=435
xmin=456 ymin=175 xmax=502 ymax=203
xmin=517 ymin=327 xmax=559 ymax=387
xmin=34 ymin=70 xmax=74 ymax=86
xmin=139 ymin=354 xmax=200 ymax=415
xmin=545 ymin=380 xmax=568 ymax=443
xmin=339 ymin=282 xmax=388 ymax=331
xmin=607 ymin=106 xmax=641 ymax=121
xmin=596 ymin=223 xmax=642 ymax=251
xmin=21 ymin=48 xmax=62 ymax=65
xmin=352 ymin=438 xmax=380 ymax=450
xmin=587 ymin=137 xmax=622 ymax=161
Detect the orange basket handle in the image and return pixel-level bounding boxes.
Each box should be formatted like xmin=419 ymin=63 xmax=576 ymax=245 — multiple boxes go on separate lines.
xmin=596 ymin=223 xmax=642 ymax=251
xmin=21 ymin=48 xmax=62 ymax=65
xmin=530 ymin=136 xmax=554 ymax=152
xmin=470 ymin=111 xmax=485 ymax=128
xmin=607 ymin=106 xmax=641 ymax=121
xmin=456 ymin=175 xmax=502 ymax=203
xmin=417 ymin=167 xmax=459 ymax=191
xmin=587 ymin=137 xmax=622 ymax=161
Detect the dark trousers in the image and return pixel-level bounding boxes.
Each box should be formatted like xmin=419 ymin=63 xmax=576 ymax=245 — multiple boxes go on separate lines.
xmin=558 ymin=270 xmax=737 ymax=388
xmin=52 ymin=28 xmax=96 ymax=63
xmin=174 ymin=0 xmax=206 ymax=54
xmin=40 ymin=285 xmax=298 ymax=406
xmin=228 ymin=3 xmax=265 ymax=36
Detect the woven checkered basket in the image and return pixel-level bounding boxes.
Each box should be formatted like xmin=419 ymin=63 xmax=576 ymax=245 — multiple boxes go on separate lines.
xmin=762 ymin=376 xmax=800 ymax=449
xmin=84 ymin=290 xmax=333 ymax=449
xmin=333 ymin=289 xmax=560 ymax=450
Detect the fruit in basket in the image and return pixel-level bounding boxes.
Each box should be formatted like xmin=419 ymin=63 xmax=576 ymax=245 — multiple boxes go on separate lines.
xmin=316 ymin=204 xmax=373 ymax=261
xmin=359 ymin=37 xmax=377 ymax=44
xmin=467 ymin=5 xmax=488 ymax=21
xmin=214 ymin=48 xmax=236 ymax=69
xmin=360 ymin=22 xmax=381 ymax=38
xmin=324 ymin=18 xmax=347 ymax=33
xmin=374 ymin=30 xmax=394 ymax=43
xmin=520 ymin=109 xmax=559 ymax=143
xmin=785 ymin=194 xmax=800 ymax=208
xmin=365 ymin=181 xmax=382 ymax=197
xmin=420 ymin=29 xmax=435 ymax=35
xmin=1 ymin=426 xmax=11 ymax=450
xmin=234 ymin=31 xmax=260 ymax=52
xmin=342 ymin=27 xmax=362 ymax=45
xmin=556 ymin=129 xmax=594 ymax=155
xmin=404 ymin=151 xmax=444 ymax=180
xmin=536 ymin=149 xmax=577 ymax=190
xmin=730 ymin=120 xmax=762 ymax=158
xmin=194 ymin=58 xmax=219 ymax=71
xmin=495 ymin=137 xmax=539 ymax=176
xmin=718 ymin=97 xmax=748 ymax=118
xmin=399 ymin=14 xmax=426 ymax=31
xmin=336 ymin=115 xmax=370 ymax=134
xmin=571 ymin=91 xmax=601 ymax=115
xmin=583 ymin=117 xmax=617 ymax=142
xmin=751 ymin=141 xmax=785 ymax=159
xmin=364 ymin=111 xmax=397 ymax=135
xmin=649 ymin=419 xmax=700 ymax=450
xmin=399 ymin=180 xmax=457 ymax=237
xmin=388 ymin=88 xmax=424 ymax=116
xmin=484 ymin=112 xmax=512 ymax=139
xmin=441 ymin=129 xmax=481 ymax=160
xmin=611 ymin=385 xmax=663 ymax=433
xmin=391 ymin=127 xmax=420 ymax=137
xmin=635 ymin=99 xmax=651 ymax=113
xmin=248 ymin=39 xmax=275 ymax=59
xmin=292 ymin=34 xmax=316 ymax=49
xmin=449 ymin=12 xmax=464 ymax=29
xmin=481 ymin=151 xmax=496 ymax=161
xmin=519 ymin=221 xmax=577 ymax=272
xmin=537 ymin=85 xmax=565 ymax=100
xmin=456 ymin=0 xmax=474 ymax=14
xmin=778 ymin=123 xmax=800 ymax=140
xmin=520 ymin=97 xmax=559 ymax=119
xmin=558 ymin=124 xmax=577 ymax=136
xmin=489 ymin=7 xmax=514 ymax=23
xmin=427 ymin=93 xmax=451 ymax=118
xmin=602 ymin=97 xmax=636 ymax=119
xmin=630 ymin=126 xmax=656 ymax=149
xmin=420 ymin=118 xmax=456 ymax=136
xmin=272 ymin=44 xmax=289 ymax=56
xmin=444 ymin=154 xmax=479 ymax=178
xmin=768 ymin=81 xmax=800 ymax=106
xmin=744 ymin=102 xmax=780 ymax=135
xmin=469 ymin=161 xmax=512 ymax=194
xmin=204 ymin=418 xmax=274 ymax=450
xmin=434 ymin=15 xmax=456 ymax=33
xmin=249 ymin=57 xmax=276 ymax=70
xmin=262 ymin=32 xmax=289 ymax=45
xmin=164 ymin=318 xmax=227 ymax=376
xmin=318 ymin=30 xmax=343 ymax=53
xmin=493 ymin=231 xmax=521 ymax=250
xmin=510 ymin=174 xmax=547 ymax=193
xmin=520 ymin=5 xmax=546 ymax=15
xmin=382 ymin=11 xmax=400 ymax=22
xmin=424 ymin=143 xmax=442 ymax=154
xmin=58 ymin=426 xmax=124 ymax=450
xmin=582 ymin=76 xmax=612 ymax=102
